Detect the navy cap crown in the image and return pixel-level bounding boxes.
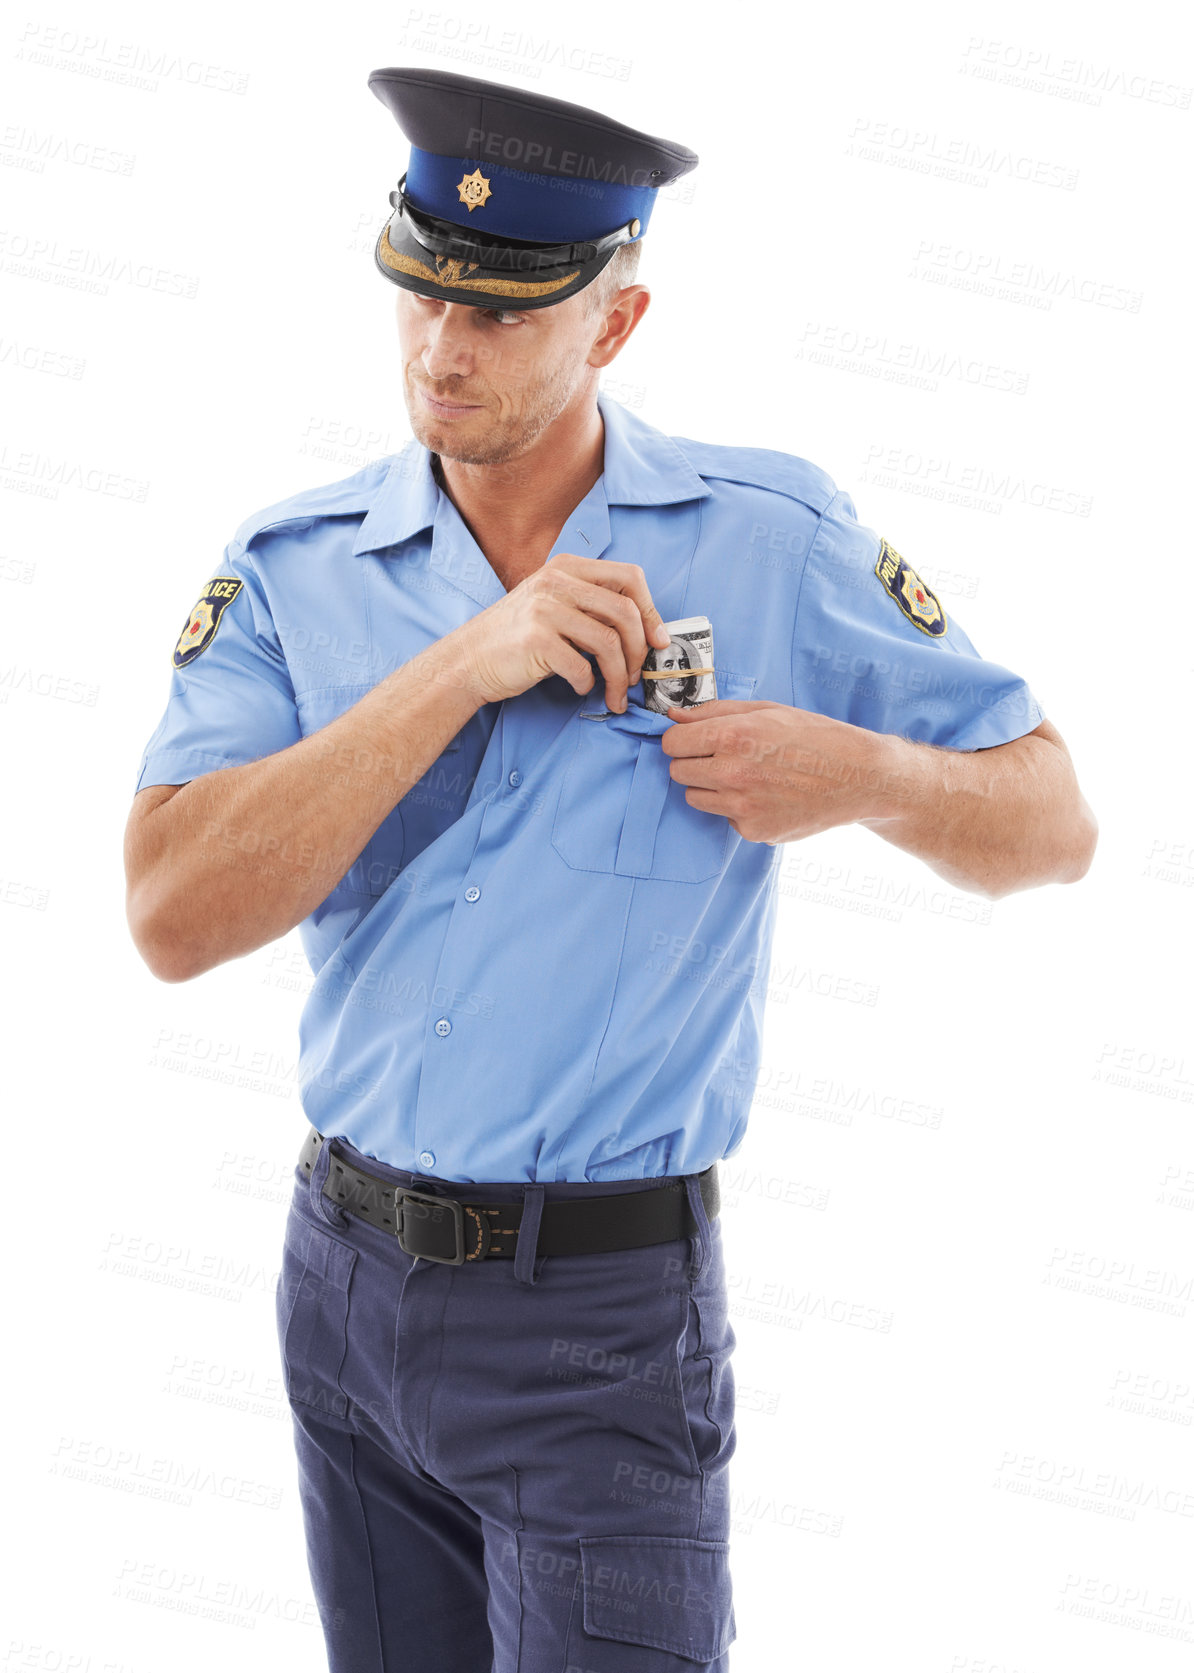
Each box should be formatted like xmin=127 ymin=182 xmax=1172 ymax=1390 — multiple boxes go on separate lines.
xmin=368 ymin=67 xmax=698 ymax=189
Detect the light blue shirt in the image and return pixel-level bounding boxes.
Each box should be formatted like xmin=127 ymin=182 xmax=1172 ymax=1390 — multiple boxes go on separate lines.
xmin=134 ymin=393 xmax=1044 ymax=1182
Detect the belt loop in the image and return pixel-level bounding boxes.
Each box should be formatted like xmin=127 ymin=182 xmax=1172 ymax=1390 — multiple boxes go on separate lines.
xmin=309 ymin=1133 xmax=349 ymax=1230
xmin=513 ymin=1184 xmax=545 ymax=1285
xmin=683 ymin=1173 xmax=710 ymax=1280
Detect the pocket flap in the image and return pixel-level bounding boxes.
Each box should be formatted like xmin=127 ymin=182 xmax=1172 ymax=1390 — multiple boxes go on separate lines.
xmin=283 ymin=1213 xmax=357 ymax=1291
xmin=278 ymin=1214 xmax=358 ymax=1423
xmin=578 ymin=1535 xmax=735 ymax=1661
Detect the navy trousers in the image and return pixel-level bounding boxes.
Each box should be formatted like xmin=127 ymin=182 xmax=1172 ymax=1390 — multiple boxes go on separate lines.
xmin=275 ymin=1133 xmax=738 ymax=1670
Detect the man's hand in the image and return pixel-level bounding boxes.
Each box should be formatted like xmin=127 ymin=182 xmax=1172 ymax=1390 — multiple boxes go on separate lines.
xmin=448 ymin=554 xmax=671 ymax=712
xmin=663 ymin=700 xmax=1098 ymax=899
xmin=662 ymin=699 xmax=894 ymax=845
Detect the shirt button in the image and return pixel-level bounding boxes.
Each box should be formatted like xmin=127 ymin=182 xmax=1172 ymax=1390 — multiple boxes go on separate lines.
xmin=464 ymin=884 xmax=481 ymax=902
xmin=508 ymin=769 xmax=522 ymax=787
xmin=418 ymin=1150 xmax=436 ymax=1170
xmin=434 ymin=1017 xmax=452 ymax=1036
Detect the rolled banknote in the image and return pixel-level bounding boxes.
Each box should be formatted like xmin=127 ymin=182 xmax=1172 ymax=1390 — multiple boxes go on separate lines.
xmin=640 ymin=615 xmax=717 ymax=713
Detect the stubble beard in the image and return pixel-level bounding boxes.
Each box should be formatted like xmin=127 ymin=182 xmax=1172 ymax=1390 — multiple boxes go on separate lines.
xmin=408 ymin=354 xmax=583 ymax=468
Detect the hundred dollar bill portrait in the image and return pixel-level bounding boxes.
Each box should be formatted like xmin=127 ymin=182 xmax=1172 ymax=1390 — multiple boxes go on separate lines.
xmin=642 ymin=615 xmax=718 ymax=712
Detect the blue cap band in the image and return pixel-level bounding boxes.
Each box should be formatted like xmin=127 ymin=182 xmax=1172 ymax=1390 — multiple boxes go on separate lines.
xmin=405 ymin=146 xmax=654 ymax=244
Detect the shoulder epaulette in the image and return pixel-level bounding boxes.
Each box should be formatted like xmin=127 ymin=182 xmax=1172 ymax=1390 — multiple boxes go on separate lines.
xmin=669 ymin=437 xmax=839 ymax=516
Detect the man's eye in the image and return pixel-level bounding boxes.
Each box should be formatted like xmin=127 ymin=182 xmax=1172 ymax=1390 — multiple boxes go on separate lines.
xmin=489 ymin=309 xmax=524 ymax=325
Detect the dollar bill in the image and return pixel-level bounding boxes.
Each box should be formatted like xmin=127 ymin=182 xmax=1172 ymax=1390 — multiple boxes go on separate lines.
xmin=641 ymin=615 xmax=717 ymax=713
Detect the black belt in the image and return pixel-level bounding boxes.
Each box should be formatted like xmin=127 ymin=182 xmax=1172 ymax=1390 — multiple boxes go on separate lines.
xmin=299 ymin=1127 xmax=719 ymax=1265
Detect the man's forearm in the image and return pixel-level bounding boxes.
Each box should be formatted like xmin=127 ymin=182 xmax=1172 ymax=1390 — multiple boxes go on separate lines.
xmin=665 ymin=702 xmax=1097 ymax=900
xmin=858 ymin=720 xmax=1098 ymax=900
xmin=126 ymin=637 xmax=484 ymax=981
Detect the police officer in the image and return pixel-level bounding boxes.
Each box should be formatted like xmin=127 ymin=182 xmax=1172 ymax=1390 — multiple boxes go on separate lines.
xmin=124 ymin=66 xmax=1095 ymax=1671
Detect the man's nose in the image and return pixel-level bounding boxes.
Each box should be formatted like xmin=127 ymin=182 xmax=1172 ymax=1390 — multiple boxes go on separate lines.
xmin=420 ymin=307 xmax=477 ymax=381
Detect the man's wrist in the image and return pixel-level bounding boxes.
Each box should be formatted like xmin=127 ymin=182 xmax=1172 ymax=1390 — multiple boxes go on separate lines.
xmin=857 ymin=729 xmax=941 ymax=833
xmin=416 ymin=628 xmax=492 ymax=716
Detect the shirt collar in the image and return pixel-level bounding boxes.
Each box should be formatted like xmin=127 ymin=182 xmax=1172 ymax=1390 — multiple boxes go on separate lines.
xmin=351 ymin=440 xmax=440 ymax=557
xmin=351 ymin=390 xmax=710 ymax=558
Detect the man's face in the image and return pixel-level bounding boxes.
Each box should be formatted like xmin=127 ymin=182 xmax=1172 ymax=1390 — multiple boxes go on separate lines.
xmin=395 ymin=286 xmax=607 ymax=467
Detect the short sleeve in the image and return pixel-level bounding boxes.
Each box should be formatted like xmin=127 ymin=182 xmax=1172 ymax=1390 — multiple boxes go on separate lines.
xmin=792 ymin=490 xmax=1045 ymax=751
xmin=133 ymin=540 xmax=301 ymax=793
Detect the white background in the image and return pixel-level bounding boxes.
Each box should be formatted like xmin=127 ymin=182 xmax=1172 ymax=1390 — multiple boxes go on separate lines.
xmin=3 ymin=1 xmax=1192 ymax=1669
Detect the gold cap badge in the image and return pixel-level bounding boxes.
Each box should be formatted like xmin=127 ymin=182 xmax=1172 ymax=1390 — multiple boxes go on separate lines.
xmin=457 ymin=168 xmax=492 ymax=212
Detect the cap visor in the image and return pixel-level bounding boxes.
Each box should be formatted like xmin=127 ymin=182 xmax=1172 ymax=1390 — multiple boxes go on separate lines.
xmin=374 ymin=210 xmax=611 ymax=310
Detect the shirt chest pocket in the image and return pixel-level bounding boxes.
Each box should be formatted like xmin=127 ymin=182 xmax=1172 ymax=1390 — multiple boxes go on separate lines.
xmin=296 ymin=685 xmax=462 ymax=897
xmin=550 ymin=668 xmax=757 ymax=884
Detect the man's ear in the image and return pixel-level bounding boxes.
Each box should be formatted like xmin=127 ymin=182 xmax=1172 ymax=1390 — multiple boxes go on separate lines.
xmin=588 ymin=286 xmax=650 ymax=370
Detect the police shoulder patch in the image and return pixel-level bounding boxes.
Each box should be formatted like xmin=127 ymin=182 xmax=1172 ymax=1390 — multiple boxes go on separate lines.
xmin=874 ymin=538 xmax=947 ymax=637
xmin=173 ymin=576 xmax=243 ymax=668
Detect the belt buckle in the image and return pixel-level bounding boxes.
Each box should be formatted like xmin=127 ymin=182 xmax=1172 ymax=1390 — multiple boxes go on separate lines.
xmin=395 ymin=1188 xmax=467 ymax=1265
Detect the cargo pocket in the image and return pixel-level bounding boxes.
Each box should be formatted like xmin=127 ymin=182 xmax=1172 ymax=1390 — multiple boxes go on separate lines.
xmin=674 ymin=1287 xmax=730 ymax=1482
xmin=568 ymin=1535 xmax=735 ymax=1665
xmin=276 ymin=1211 xmax=357 ymax=1422
xmin=550 ymin=669 xmax=757 ymax=884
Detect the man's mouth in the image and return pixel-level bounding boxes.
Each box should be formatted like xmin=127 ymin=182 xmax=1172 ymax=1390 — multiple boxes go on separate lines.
xmin=415 ymin=386 xmax=485 ymax=417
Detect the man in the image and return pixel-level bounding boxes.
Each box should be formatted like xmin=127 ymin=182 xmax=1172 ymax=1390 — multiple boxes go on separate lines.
xmin=124 ymin=66 xmax=1096 ymax=1672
